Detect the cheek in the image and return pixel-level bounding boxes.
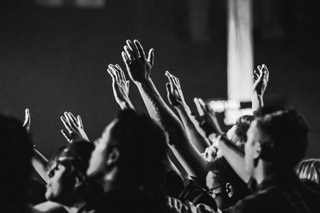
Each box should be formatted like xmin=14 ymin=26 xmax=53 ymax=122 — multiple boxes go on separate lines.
xmin=88 ymin=148 xmax=105 ymax=175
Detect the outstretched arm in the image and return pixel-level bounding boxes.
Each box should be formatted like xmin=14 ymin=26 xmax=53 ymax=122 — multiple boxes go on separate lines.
xmin=194 ymin=101 xmax=250 ymax=183
xmin=22 ymin=109 xmax=49 ymax=183
xmin=107 ymin=64 xmax=135 ymax=110
xmin=165 ymin=71 xmax=211 ymax=153
xmin=121 ymin=39 xmax=208 ymax=181
xmin=252 ymin=64 xmax=269 ymax=112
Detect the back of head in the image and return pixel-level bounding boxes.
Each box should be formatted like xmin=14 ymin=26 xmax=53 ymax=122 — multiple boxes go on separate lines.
xmin=255 ymin=106 xmax=309 ymax=169
xmin=0 ymin=113 xmax=33 ymax=210
xmin=208 ymin=157 xmax=251 ymax=207
xmin=295 ymin=158 xmax=320 ymax=185
xmin=111 ymin=109 xmax=167 ymax=186
xmin=232 ymin=115 xmax=254 ymax=145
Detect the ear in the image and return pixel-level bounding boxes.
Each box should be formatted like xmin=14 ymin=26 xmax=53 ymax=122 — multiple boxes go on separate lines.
xmin=225 ymin=183 xmax=234 ymax=198
xmin=106 ymin=147 xmax=120 ymax=167
xmin=74 ymin=173 xmax=86 ymax=188
xmin=253 ymin=141 xmax=262 ymax=159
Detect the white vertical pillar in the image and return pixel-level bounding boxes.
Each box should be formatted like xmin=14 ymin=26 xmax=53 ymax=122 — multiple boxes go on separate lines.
xmin=227 ymin=0 xmax=253 ymax=101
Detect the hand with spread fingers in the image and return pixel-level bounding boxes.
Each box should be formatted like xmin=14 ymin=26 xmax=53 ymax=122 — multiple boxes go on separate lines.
xmin=107 ymin=64 xmax=135 ymax=110
xmin=22 ymin=108 xmax=31 ymax=132
xmin=60 ymin=112 xmax=89 ymax=143
xmin=121 ymin=39 xmax=154 ymax=84
xmin=193 ymin=97 xmax=223 ymax=138
xmin=165 ymin=71 xmax=186 ymax=107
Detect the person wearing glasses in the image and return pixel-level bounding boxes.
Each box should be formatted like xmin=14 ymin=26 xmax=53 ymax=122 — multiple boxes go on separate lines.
xmin=205 ymin=157 xmax=251 ymax=210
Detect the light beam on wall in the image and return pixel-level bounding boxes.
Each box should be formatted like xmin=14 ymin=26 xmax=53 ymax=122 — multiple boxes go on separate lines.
xmin=227 ymin=0 xmax=253 ymax=102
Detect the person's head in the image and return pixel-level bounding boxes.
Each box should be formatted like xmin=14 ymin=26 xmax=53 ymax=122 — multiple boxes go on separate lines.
xmin=295 ymin=158 xmax=320 ymax=185
xmin=87 ymin=109 xmax=167 ymax=191
xmin=0 ymin=113 xmax=33 ymax=204
xmin=226 ymin=115 xmax=254 ymax=146
xmin=203 ymin=115 xmax=254 ymax=162
xmin=45 ymin=140 xmax=94 ymax=205
xmin=206 ymin=157 xmax=251 ymax=209
xmin=245 ymin=106 xmax=309 ymax=177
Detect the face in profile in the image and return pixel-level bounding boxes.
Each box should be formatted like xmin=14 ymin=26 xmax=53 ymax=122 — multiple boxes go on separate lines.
xmin=87 ymin=119 xmax=118 ymax=180
xmin=45 ymin=160 xmax=75 ymax=202
xmin=206 ymin=171 xmax=230 ymax=209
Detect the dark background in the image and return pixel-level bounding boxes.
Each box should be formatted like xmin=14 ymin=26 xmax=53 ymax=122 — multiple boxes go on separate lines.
xmin=0 ymin=0 xmax=319 ymax=159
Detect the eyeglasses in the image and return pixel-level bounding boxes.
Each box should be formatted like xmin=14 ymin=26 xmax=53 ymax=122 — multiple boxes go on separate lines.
xmin=205 ymin=185 xmax=224 ymax=198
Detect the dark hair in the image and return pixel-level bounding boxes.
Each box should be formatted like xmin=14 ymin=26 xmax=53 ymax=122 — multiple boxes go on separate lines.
xmin=255 ymin=106 xmax=309 ymax=169
xmin=110 ymin=109 xmax=167 ymax=186
xmin=208 ymin=157 xmax=251 ymax=206
xmin=295 ymin=158 xmax=320 ymax=185
xmin=0 ymin=113 xmax=33 ymax=209
xmin=233 ymin=115 xmax=254 ymax=144
xmin=48 ymin=140 xmax=94 ymax=177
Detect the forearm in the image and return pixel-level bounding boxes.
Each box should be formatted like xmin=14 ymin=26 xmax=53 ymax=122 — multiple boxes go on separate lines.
xmin=251 ymin=92 xmax=264 ymax=112
xmin=118 ymin=100 xmax=135 ymax=110
xmin=210 ymin=134 xmax=250 ymax=183
xmin=135 ymin=79 xmax=208 ymax=180
xmin=32 ymin=148 xmax=49 ymax=183
xmin=175 ymin=105 xmax=210 ymax=153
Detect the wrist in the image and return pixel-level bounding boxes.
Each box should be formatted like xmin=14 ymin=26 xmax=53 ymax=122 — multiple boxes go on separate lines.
xmin=133 ymin=77 xmax=152 ymax=86
xmin=208 ymin=133 xmax=226 ymax=143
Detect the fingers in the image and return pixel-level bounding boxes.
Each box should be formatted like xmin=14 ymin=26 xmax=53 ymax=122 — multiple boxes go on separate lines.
xmin=77 ymin=115 xmax=83 ymax=129
xmin=60 ymin=115 xmax=73 ymax=133
xmin=61 ymin=129 xmax=72 ymax=143
xmin=68 ymin=112 xmax=78 ymax=126
xmin=253 ymin=70 xmax=259 ymax=81
xmin=194 ymin=97 xmax=204 ymax=116
xmin=121 ymin=51 xmax=130 ymax=66
xmin=108 ymin=64 xmax=129 ymax=87
xmin=108 ymin=64 xmax=120 ymax=82
xmin=133 ymin=39 xmax=146 ymax=61
xmin=124 ymin=45 xmax=134 ymax=61
xmin=166 ymin=82 xmax=172 ymax=98
xmin=107 ymin=68 xmax=116 ymax=84
xmin=147 ymin=48 xmax=154 ymax=66
xmin=23 ymin=108 xmax=31 ymax=130
xmin=118 ymin=65 xmax=126 ymax=81
xmin=126 ymin=40 xmax=139 ymax=59
xmin=165 ymin=71 xmax=175 ymax=92
xmin=262 ymin=64 xmax=269 ymax=82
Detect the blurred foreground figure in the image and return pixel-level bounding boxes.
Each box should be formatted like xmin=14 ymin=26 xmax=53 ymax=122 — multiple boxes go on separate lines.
xmin=218 ymin=106 xmax=320 ymax=213
xmin=87 ymin=109 xmax=168 ymax=213
xmin=0 ymin=113 xmax=34 ymax=213
xmin=34 ymin=140 xmax=102 ymax=213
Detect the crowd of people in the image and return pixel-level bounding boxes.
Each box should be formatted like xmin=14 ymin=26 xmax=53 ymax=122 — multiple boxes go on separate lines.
xmin=1 ymin=39 xmax=320 ymax=213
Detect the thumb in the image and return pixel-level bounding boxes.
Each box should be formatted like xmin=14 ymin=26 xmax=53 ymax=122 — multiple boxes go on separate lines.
xmin=147 ymin=48 xmax=154 ymax=66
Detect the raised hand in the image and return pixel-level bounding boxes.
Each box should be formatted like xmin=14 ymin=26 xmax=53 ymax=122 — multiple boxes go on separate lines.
xmin=253 ymin=64 xmax=269 ymax=97
xmin=165 ymin=71 xmax=186 ymax=107
xmin=193 ymin=97 xmax=223 ymax=137
xmin=107 ymin=64 xmax=135 ymax=110
xmin=22 ymin=108 xmax=31 ymax=132
xmin=121 ymin=39 xmax=154 ymax=83
xmin=60 ymin=112 xmax=89 ymax=143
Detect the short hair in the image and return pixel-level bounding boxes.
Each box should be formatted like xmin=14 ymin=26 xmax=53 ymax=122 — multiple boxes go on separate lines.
xmin=0 ymin=113 xmax=33 ymax=204
xmin=233 ymin=115 xmax=254 ymax=144
xmin=255 ymin=106 xmax=309 ymax=169
xmin=295 ymin=158 xmax=320 ymax=185
xmin=110 ymin=109 xmax=168 ymax=186
xmin=48 ymin=140 xmax=94 ymax=177
xmin=208 ymin=157 xmax=251 ymax=205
